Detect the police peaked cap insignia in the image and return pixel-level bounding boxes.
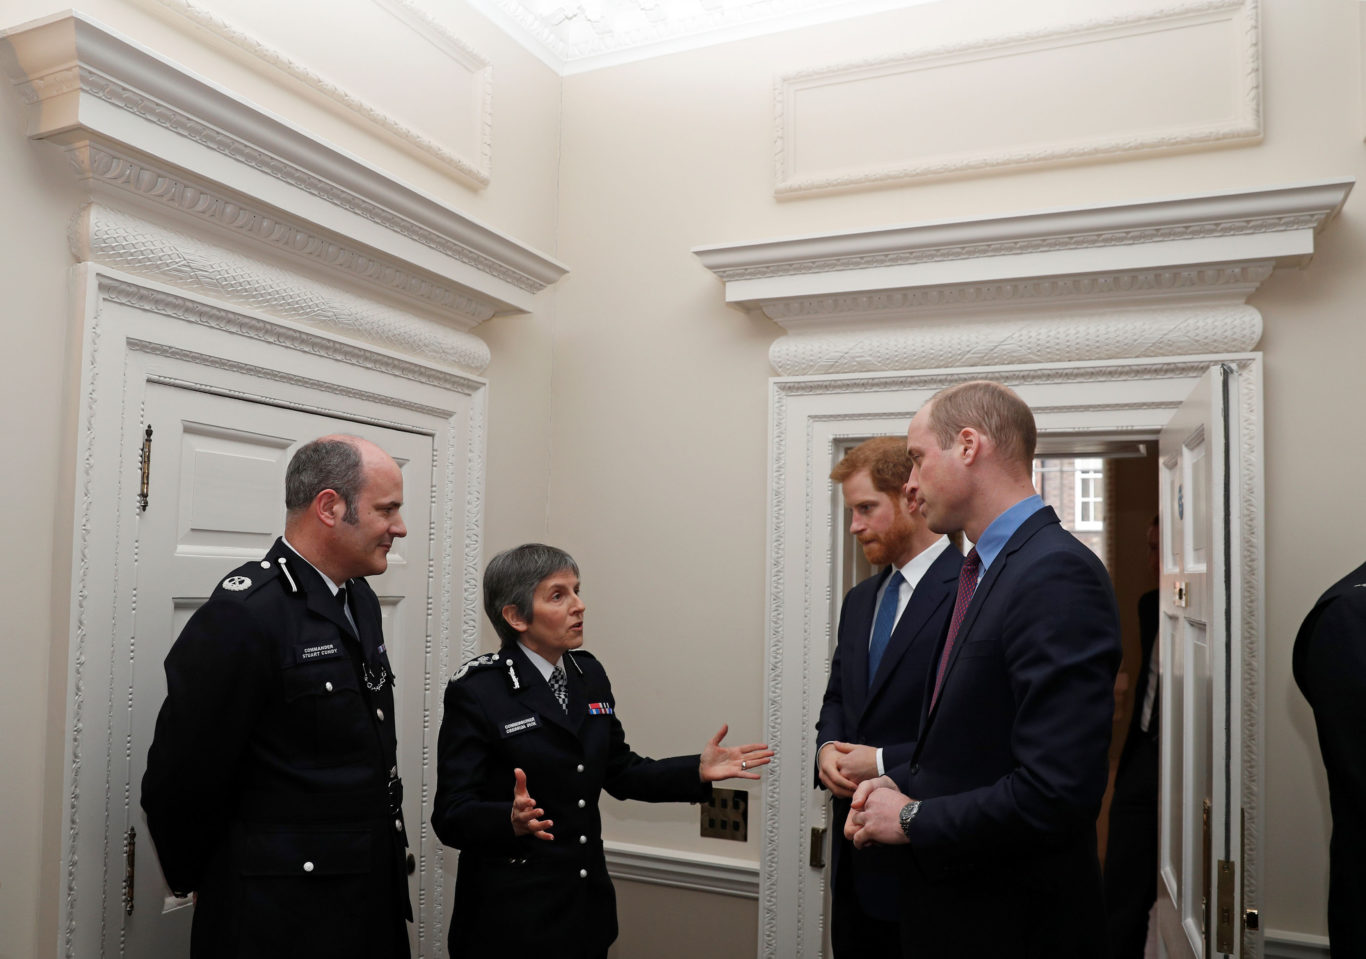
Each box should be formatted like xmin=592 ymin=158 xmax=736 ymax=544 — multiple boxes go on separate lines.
xmin=453 ymin=651 xmax=500 ymax=681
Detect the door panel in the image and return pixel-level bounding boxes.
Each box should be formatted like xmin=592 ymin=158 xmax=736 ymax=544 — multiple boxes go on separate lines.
xmin=122 ymin=382 xmax=434 ymax=957
xmin=1157 ymin=364 xmax=1241 ymax=959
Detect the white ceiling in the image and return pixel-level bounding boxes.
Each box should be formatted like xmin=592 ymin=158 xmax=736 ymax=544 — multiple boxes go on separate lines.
xmin=456 ymin=0 xmax=944 ymax=74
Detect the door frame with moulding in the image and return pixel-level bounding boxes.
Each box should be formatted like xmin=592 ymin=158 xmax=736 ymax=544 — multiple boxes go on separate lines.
xmin=759 ymin=354 xmax=1264 ymax=959
xmin=56 ymin=264 xmax=488 ymax=959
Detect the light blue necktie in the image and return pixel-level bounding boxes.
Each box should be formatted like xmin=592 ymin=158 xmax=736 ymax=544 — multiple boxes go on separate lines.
xmin=867 ymin=570 xmax=904 ymax=688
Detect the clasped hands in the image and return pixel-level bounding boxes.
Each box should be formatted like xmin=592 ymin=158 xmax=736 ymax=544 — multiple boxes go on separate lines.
xmin=816 ymin=741 xmax=880 ymax=798
xmin=843 ymin=775 xmax=915 ymax=849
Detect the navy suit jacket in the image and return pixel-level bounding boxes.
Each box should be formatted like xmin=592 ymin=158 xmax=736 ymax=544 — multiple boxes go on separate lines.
xmin=815 ymin=543 xmax=961 ymax=919
xmin=892 ymin=507 xmax=1121 ymax=958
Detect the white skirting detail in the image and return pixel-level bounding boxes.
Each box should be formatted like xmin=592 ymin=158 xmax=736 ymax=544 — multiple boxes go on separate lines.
xmin=604 ymin=841 xmax=760 ymax=900
xmin=1264 ymin=930 xmax=1331 ymax=958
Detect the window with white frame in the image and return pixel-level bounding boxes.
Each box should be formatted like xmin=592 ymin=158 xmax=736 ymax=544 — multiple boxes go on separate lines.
xmin=1074 ymin=457 xmax=1103 ymax=531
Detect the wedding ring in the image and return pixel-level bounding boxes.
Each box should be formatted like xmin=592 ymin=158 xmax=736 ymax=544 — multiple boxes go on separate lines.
xmin=741 ymin=761 xmax=747 ymax=770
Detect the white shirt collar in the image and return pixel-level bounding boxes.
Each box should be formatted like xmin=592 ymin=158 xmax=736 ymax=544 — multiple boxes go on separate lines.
xmin=894 ymin=535 xmax=952 ymax=588
xmin=518 ymin=641 xmax=560 ymax=680
xmin=280 ymin=536 xmax=345 ymax=596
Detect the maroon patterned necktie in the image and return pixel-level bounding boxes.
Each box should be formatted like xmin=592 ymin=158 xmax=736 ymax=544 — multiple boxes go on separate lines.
xmin=930 ymin=548 xmax=981 ymax=710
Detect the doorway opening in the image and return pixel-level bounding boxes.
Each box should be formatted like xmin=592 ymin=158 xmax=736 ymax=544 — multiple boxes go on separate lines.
xmin=763 ymin=355 xmax=1263 ymax=959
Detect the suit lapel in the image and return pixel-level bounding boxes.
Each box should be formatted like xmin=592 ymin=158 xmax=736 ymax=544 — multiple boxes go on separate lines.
xmin=564 ymin=651 xmax=590 ymax=730
xmin=920 ymin=508 xmax=1060 ymax=731
xmin=844 ymin=570 xmax=887 ymax=712
xmin=278 ymin=542 xmax=357 ymax=642
xmin=508 ymin=645 xmax=580 ymax=735
xmin=865 ymin=550 xmax=958 ymax=708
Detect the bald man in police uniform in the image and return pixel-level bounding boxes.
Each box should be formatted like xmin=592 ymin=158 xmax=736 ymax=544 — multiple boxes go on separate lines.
xmin=142 ymin=435 xmax=413 ymax=959
xmin=433 ymin=543 xmax=773 ymax=959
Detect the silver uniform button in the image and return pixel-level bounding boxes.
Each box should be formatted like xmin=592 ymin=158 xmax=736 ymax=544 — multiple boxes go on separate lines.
xmin=395 ymin=819 xmax=403 ymax=832
xmin=577 ymin=799 xmax=586 ymax=808
xmin=324 ymin=681 xmax=333 ymax=692
xmin=576 ymin=764 xmax=584 ymax=773
xmin=376 ymin=708 xmax=385 ymax=721
xmin=260 ymin=560 xmax=271 ymax=568
xmin=303 ymin=861 xmax=314 ymax=873
xmin=579 ymin=835 xmax=587 ymax=845
xmin=579 ymin=869 xmax=588 ymax=878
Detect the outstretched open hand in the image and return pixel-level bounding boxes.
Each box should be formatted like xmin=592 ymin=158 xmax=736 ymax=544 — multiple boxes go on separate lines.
xmin=699 ymin=724 xmax=774 ymax=782
xmin=510 ymin=767 xmax=554 ymax=840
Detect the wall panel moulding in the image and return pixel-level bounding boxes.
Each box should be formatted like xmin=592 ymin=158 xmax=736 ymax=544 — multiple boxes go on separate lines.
xmin=150 ymin=0 xmax=494 ymax=187
xmin=774 ymin=0 xmax=1262 ymax=197
xmin=0 ymin=11 xmax=567 ymax=373
xmin=694 ymin=179 xmax=1354 ymax=376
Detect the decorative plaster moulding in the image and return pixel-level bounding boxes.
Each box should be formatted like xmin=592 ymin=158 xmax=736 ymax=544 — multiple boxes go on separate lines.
xmin=774 ymin=0 xmax=1262 ymax=196
xmin=150 ymin=0 xmax=494 ymax=186
xmin=694 ymin=179 xmax=1354 ymax=375
xmin=0 ymin=11 xmax=567 ymax=358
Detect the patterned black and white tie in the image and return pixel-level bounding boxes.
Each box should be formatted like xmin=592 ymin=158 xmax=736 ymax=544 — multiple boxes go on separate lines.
xmin=549 ymin=664 xmax=568 ymax=713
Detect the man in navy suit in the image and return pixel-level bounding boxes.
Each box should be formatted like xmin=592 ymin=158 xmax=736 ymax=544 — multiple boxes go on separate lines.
xmin=846 ymin=381 xmax=1121 ymax=958
xmin=815 ymin=436 xmax=961 ymax=956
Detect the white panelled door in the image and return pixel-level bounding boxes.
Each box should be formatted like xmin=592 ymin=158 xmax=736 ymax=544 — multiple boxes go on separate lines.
xmin=1156 ymin=364 xmax=1245 ymax=959
xmin=121 ymin=382 xmax=433 ymax=958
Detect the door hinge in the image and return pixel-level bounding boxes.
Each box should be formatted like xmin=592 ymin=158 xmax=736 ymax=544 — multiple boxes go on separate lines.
xmin=138 ymin=425 xmax=153 ymax=512
xmin=1216 ymin=859 xmax=1236 ymax=952
xmin=124 ymin=825 xmax=136 ymax=916
xmin=809 ymin=826 xmax=826 ymax=869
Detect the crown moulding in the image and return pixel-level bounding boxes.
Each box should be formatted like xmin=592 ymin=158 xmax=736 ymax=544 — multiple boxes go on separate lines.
xmin=694 ymin=179 xmax=1353 ymax=375
xmin=0 ymin=11 xmax=568 ymax=325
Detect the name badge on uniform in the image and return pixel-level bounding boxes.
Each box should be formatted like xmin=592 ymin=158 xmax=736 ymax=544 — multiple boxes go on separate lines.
xmin=295 ymin=641 xmax=343 ymax=664
xmin=587 ymin=702 xmax=614 ymax=715
xmin=501 ymin=715 xmax=541 ymax=737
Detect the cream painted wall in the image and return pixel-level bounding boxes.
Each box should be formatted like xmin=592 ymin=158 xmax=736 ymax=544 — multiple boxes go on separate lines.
xmin=552 ymin=0 xmax=1362 ymax=944
xmin=0 ymin=3 xmax=563 ymax=956
xmin=0 ymin=0 xmax=564 ymax=250
xmin=3 ymin=0 xmax=1363 ymax=954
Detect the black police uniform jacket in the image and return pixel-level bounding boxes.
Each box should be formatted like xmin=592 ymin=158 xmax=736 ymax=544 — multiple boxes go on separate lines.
xmin=141 ymin=538 xmax=412 ymax=959
xmin=432 ymin=644 xmax=710 ymax=959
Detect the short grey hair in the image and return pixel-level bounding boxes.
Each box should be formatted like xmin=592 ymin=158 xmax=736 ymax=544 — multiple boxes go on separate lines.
xmin=484 ymin=544 xmax=580 ymax=646
xmin=285 ymin=437 xmax=363 ymax=525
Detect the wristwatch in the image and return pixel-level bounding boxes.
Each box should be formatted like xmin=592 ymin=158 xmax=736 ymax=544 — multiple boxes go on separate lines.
xmin=898 ymin=799 xmax=922 ymax=840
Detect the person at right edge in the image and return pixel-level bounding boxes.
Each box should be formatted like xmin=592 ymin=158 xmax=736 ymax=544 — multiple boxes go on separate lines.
xmin=1293 ymin=560 xmax=1366 ymax=956
xmin=844 ymin=380 xmax=1122 ymax=958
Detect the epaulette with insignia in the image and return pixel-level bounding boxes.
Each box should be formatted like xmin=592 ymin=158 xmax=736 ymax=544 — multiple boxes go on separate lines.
xmin=453 ymin=652 xmax=501 ymax=681
xmin=212 ymin=557 xmax=285 ymax=600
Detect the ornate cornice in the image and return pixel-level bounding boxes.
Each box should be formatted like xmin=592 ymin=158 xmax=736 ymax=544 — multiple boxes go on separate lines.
xmin=767 ymin=306 xmax=1263 ymax=376
xmin=0 ymin=12 xmax=568 ymax=316
xmin=69 ymin=144 xmax=494 ymax=329
xmin=761 ymin=265 xmax=1275 ymax=326
xmin=86 ymin=210 xmax=493 ymax=375
xmin=697 ymin=180 xmax=1352 ymax=376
